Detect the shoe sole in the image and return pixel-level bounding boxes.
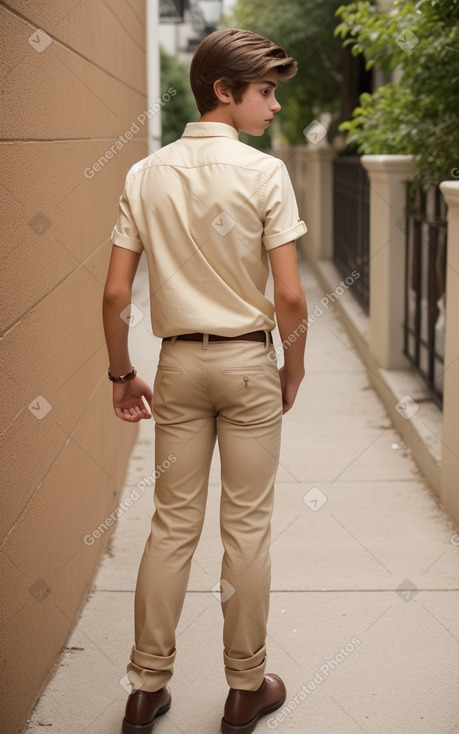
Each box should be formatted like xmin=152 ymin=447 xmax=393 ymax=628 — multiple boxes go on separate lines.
xmin=221 ymin=692 xmax=286 ymax=734
xmin=121 ymin=700 xmax=171 ymax=733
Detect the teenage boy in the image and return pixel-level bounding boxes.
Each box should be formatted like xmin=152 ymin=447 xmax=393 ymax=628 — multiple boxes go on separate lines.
xmin=103 ymin=28 xmax=308 ymax=734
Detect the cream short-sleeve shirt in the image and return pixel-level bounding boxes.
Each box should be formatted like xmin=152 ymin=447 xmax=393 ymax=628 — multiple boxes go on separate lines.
xmin=111 ymin=121 xmax=307 ymax=338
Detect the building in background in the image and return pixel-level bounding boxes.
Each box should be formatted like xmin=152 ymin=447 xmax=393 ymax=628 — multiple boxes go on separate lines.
xmin=159 ymin=0 xmax=224 ymax=62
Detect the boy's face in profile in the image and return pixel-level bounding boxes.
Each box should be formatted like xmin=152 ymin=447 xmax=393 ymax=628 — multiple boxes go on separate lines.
xmin=227 ymin=68 xmax=281 ymax=136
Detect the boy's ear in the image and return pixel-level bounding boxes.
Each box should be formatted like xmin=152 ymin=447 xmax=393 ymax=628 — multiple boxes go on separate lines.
xmin=213 ymin=79 xmax=233 ymax=105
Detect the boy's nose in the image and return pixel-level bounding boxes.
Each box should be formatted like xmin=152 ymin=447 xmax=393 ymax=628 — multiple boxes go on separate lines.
xmin=271 ymin=99 xmax=281 ymax=112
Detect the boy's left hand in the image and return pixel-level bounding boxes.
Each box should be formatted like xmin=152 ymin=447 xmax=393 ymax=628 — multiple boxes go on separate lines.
xmin=112 ymin=375 xmax=153 ymax=422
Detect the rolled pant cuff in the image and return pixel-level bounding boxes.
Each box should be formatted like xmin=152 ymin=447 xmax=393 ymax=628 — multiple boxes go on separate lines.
xmin=224 ymin=645 xmax=267 ymax=691
xmin=126 ymin=645 xmax=176 ymax=692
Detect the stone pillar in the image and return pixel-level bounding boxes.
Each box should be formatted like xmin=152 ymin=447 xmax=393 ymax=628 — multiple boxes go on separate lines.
xmin=438 ymin=181 xmax=459 ymax=526
xmin=361 ymin=155 xmax=416 ymax=368
xmin=302 ymin=145 xmax=334 ymax=261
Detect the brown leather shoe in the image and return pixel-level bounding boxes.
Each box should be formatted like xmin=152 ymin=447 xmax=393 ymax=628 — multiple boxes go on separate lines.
xmin=221 ymin=674 xmax=286 ymax=733
xmin=122 ymin=686 xmax=171 ymax=733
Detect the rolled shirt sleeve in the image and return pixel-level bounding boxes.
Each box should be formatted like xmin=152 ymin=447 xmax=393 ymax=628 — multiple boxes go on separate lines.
xmin=111 ymin=182 xmax=144 ymax=254
xmin=262 ymin=161 xmax=307 ymax=250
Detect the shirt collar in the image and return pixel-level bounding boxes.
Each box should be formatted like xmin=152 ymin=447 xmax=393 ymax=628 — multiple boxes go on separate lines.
xmin=182 ymin=122 xmax=239 ymax=140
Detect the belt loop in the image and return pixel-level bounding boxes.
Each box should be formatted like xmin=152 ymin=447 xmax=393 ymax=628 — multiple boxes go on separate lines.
xmin=202 ymin=333 xmax=209 ymax=350
xmin=264 ymin=330 xmax=270 ymax=348
xmin=170 ymin=335 xmax=177 ymax=345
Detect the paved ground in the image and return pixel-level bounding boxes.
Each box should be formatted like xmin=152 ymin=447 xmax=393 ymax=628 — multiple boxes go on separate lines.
xmin=23 ymin=259 xmax=459 ymax=734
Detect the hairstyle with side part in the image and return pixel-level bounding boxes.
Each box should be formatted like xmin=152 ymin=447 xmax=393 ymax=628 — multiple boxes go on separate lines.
xmin=189 ymin=28 xmax=298 ymax=115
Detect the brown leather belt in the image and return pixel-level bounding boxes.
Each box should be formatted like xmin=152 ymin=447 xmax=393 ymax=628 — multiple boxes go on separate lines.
xmin=163 ymin=331 xmax=272 ymax=343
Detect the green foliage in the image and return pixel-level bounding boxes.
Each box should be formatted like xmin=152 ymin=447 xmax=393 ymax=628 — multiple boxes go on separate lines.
xmin=160 ymin=47 xmax=199 ymax=146
xmin=229 ymin=0 xmax=348 ymax=145
xmin=335 ymin=0 xmax=459 ymax=186
xmin=339 ymin=86 xmax=416 ymax=153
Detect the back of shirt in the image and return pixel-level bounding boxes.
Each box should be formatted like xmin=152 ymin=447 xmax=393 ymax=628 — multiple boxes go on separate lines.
xmin=111 ymin=121 xmax=307 ymax=338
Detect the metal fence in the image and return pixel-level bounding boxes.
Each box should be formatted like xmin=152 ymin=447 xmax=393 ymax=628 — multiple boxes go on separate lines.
xmin=404 ymin=184 xmax=447 ymax=407
xmin=332 ymin=155 xmax=370 ymax=312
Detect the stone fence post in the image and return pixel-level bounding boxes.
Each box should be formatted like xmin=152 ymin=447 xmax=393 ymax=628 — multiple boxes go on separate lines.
xmin=438 ymin=181 xmax=459 ymax=525
xmin=301 ymin=145 xmax=334 ymax=261
xmin=361 ymin=155 xmax=417 ymax=369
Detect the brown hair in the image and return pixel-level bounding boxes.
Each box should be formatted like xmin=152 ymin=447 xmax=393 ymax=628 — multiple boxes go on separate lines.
xmin=189 ymin=28 xmax=298 ymax=115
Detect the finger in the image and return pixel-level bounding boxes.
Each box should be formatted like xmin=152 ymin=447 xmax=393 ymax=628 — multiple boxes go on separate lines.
xmin=141 ymin=395 xmax=153 ymax=416
xmin=115 ymin=407 xmax=137 ymax=422
xmin=131 ymin=404 xmax=152 ymax=422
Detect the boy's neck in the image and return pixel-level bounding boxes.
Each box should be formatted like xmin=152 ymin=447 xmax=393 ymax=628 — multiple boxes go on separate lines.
xmin=199 ymin=109 xmax=239 ymax=133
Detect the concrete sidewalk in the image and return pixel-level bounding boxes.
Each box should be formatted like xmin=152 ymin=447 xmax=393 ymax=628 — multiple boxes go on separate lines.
xmin=23 ymin=260 xmax=459 ymax=734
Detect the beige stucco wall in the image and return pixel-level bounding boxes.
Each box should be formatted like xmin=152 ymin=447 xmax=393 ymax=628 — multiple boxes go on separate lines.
xmin=0 ymin=2 xmax=147 ymax=731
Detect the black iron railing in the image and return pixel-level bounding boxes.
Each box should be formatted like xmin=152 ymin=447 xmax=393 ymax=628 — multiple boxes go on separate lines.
xmin=333 ymin=155 xmax=370 ymax=312
xmin=404 ymin=184 xmax=447 ymax=407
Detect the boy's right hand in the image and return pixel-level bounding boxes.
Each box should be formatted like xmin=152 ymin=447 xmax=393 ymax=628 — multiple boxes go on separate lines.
xmin=112 ymin=375 xmax=153 ymax=422
xmin=279 ymin=366 xmax=304 ymax=414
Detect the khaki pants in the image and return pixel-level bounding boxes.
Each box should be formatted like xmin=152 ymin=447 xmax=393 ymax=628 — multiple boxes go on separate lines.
xmin=127 ymin=336 xmax=283 ymax=692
